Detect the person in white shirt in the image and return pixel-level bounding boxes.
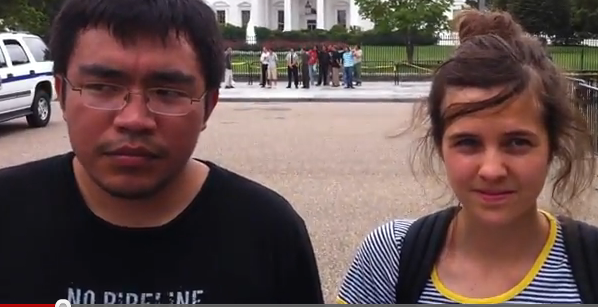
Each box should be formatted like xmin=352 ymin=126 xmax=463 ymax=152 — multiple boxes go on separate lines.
xmin=223 ymin=47 xmax=234 ymax=88
xmin=266 ymin=49 xmax=278 ymax=88
xmin=260 ymin=47 xmax=270 ymax=87
xmin=353 ymin=45 xmax=363 ymax=86
xmin=286 ymin=48 xmax=299 ymax=89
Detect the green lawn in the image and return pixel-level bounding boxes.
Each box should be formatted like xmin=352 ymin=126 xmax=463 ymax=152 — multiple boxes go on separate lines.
xmin=231 ymin=45 xmax=598 ymax=74
xmin=359 ymin=45 xmax=598 ymax=72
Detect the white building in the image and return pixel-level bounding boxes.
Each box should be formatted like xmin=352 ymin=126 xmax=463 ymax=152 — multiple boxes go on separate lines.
xmin=204 ymin=0 xmax=466 ymax=32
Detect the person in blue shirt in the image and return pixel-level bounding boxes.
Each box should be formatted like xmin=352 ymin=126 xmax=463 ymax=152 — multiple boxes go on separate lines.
xmin=342 ymin=46 xmax=355 ymax=89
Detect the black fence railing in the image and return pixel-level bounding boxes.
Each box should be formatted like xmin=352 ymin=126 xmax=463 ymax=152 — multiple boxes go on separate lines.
xmin=359 ymin=38 xmax=598 ymax=73
xmin=229 ymin=60 xmax=402 ymax=84
xmin=231 ymin=36 xmax=598 ymax=74
xmin=568 ymin=77 xmax=598 ymax=152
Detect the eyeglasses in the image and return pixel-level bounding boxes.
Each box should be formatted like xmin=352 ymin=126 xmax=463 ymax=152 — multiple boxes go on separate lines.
xmin=61 ymin=77 xmax=206 ymax=116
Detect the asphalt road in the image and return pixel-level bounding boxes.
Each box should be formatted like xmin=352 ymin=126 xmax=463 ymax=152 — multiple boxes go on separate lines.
xmin=1 ymin=101 xmax=596 ymax=303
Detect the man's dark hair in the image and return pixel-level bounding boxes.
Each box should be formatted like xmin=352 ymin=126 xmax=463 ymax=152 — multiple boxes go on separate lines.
xmin=50 ymin=0 xmax=224 ymax=91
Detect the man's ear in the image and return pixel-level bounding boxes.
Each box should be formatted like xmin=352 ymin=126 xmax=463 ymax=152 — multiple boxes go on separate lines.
xmin=201 ymin=90 xmax=219 ymax=132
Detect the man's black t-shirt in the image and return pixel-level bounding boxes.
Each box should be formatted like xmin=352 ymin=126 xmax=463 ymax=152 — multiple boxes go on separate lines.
xmin=317 ymin=50 xmax=330 ymax=67
xmin=0 ymin=152 xmax=323 ymax=304
xmin=331 ymin=51 xmax=342 ymax=68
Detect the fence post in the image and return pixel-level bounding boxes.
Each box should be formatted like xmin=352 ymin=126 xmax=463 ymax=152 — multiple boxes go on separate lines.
xmin=247 ymin=62 xmax=253 ymax=85
xmin=394 ymin=62 xmax=400 ymax=85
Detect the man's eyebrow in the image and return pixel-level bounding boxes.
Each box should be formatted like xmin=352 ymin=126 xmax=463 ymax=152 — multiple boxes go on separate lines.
xmin=144 ymin=70 xmax=196 ymax=85
xmin=78 ymin=64 xmax=128 ymax=79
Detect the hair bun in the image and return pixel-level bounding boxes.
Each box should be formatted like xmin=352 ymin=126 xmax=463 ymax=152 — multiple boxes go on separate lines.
xmin=455 ymin=9 xmax=523 ymax=43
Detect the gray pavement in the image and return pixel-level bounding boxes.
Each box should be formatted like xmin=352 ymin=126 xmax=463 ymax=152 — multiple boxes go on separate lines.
xmin=219 ymin=81 xmax=431 ymax=102
xmin=1 ymin=101 xmax=597 ymax=303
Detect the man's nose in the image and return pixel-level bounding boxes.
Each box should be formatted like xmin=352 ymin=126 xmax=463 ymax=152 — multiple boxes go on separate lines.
xmin=112 ymin=92 xmax=157 ymax=132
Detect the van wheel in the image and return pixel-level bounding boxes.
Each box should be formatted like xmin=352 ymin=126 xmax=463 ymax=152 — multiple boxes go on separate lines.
xmin=26 ymin=89 xmax=52 ymax=128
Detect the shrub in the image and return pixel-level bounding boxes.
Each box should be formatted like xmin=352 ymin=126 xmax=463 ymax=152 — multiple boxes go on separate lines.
xmin=218 ymin=23 xmax=438 ymax=50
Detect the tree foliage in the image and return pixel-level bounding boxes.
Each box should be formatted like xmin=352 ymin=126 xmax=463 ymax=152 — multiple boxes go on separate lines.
xmin=465 ymin=0 xmax=597 ymax=40
xmin=507 ymin=0 xmax=573 ymax=38
xmin=571 ymin=0 xmax=598 ymax=37
xmin=355 ymin=0 xmax=452 ymax=34
xmin=0 ymin=0 xmax=63 ymax=38
xmin=354 ymin=0 xmax=452 ymax=62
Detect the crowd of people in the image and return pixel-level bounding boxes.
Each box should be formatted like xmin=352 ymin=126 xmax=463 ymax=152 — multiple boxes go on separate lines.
xmin=258 ymin=45 xmax=363 ymax=89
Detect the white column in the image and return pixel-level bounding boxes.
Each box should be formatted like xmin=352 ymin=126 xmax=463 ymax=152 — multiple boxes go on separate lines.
xmin=350 ymin=0 xmax=359 ymax=28
xmin=316 ymin=0 xmax=325 ymax=29
xmin=252 ymin=0 xmax=262 ymax=27
xmin=284 ymin=0 xmax=292 ymax=31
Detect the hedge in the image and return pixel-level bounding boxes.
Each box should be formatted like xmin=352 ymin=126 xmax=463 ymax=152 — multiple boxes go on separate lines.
xmin=220 ymin=24 xmax=439 ymax=51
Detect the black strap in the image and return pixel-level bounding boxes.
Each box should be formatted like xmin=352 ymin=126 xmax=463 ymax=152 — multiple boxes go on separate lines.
xmin=395 ymin=207 xmax=457 ymax=303
xmin=559 ymin=216 xmax=598 ymax=303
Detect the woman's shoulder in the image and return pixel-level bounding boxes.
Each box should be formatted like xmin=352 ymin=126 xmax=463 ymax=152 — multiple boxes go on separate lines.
xmin=361 ymin=219 xmax=414 ymax=250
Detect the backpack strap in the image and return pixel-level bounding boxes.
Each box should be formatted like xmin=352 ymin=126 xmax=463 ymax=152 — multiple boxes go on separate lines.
xmin=558 ymin=216 xmax=598 ymax=303
xmin=395 ymin=206 xmax=458 ymax=303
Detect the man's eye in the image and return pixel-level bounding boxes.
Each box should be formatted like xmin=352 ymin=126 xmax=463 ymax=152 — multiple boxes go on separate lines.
xmin=84 ymin=83 xmax=121 ymax=92
xmin=154 ymin=89 xmax=186 ymax=98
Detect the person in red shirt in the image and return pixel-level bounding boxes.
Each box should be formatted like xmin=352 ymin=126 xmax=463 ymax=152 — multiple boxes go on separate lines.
xmin=307 ymin=46 xmax=318 ymax=86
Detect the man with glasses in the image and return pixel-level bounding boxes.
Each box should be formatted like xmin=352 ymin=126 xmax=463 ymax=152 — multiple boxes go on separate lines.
xmin=0 ymin=0 xmax=323 ymax=304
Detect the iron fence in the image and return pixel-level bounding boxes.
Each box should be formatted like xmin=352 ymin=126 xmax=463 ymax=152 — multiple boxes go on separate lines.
xmin=568 ymin=77 xmax=598 ymax=152
xmin=230 ymin=35 xmax=598 ymax=74
xmin=359 ymin=37 xmax=598 ymax=73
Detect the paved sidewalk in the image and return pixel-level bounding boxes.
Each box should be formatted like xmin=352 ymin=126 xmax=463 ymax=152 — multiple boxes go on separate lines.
xmin=218 ymin=81 xmax=431 ymax=102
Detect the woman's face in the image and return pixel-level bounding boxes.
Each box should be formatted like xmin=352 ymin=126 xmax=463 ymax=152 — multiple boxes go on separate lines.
xmin=440 ymin=87 xmax=551 ymax=225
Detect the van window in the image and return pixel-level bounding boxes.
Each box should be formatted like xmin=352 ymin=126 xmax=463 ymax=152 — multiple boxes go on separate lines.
xmin=3 ymin=40 xmax=30 ymax=66
xmin=0 ymin=49 xmax=6 ymax=68
xmin=23 ymin=36 xmax=51 ymax=62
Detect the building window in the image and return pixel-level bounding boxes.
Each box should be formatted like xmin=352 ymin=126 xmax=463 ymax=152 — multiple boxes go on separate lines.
xmin=241 ymin=10 xmax=251 ymax=27
xmin=337 ymin=10 xmax=347 ymax=27
xmin=277 ymin=10 xmax=284 ymax=31
xmin=307 ymin=19 xmax=316 ymax=30
xmin=216 ymin=10 xmax=226 ymax=24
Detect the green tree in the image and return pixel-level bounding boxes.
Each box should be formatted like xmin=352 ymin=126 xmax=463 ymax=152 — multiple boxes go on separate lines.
xmin=354 ymin=0 xmax=452 ymax=63
xmin=0 ymin=0 xmax=47 ymax=35
xmin=465 ymin=0 xmax=574 ymax=42
xmin=0 ymin=0 xmax=63 ymax=38
xmin=571 ymin=0 xmax=598 ymax=37
xmin=506 ymin=0 xmax=573 ymax=39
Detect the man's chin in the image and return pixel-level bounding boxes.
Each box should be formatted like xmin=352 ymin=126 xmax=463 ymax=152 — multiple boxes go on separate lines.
xmin=94 ymin=177 xmax=170 ymax=200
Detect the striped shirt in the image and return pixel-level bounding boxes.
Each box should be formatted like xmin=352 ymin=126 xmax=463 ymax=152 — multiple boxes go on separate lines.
xmin=337 ymin=211 xmax=582 ymax=304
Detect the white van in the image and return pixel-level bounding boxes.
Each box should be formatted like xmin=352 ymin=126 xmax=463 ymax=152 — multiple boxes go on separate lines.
xmin=0 ymin=32 xmax=55 ymax=127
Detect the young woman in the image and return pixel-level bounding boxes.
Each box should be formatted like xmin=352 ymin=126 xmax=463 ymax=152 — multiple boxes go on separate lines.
xmin=337 ymin=9 xmax=597 ymax=304
xmin=266 ymin=48 xmax=278 ymax=88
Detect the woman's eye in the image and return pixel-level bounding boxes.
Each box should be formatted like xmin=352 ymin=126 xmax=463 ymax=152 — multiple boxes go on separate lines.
xmin=455 ymin=138 xmax=479 ymax=147
xmin=507 ymin=138 xmax=532 ymax=147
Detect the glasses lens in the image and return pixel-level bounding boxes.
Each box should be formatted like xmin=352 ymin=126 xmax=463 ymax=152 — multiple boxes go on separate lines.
xmin=81 ymin=83 xmax=127 ymax=110
xmin=146 ymin=88 xmax=194 ymax=116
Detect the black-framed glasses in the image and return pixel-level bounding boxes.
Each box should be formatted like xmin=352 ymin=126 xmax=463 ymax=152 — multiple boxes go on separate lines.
xmin=61 ymin=76 xmax=206 ymax=116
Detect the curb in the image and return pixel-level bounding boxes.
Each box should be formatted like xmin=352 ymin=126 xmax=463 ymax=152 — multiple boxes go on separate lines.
xmin=219 ymin=97 xmax=425 ymax=103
